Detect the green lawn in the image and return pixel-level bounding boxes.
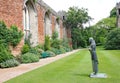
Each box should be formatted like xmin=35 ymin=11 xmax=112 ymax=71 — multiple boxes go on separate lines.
xmin=5 ymin=48 xmax=120 ymax=83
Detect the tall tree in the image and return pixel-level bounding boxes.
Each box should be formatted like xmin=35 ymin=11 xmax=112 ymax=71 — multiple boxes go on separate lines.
xmin=65 ymin=6 xmax=91 ymax=29
xmin=65 ymin=6 xmax=91 ymax=48
xmin=110 ymin=7 xmax=116 ymax=17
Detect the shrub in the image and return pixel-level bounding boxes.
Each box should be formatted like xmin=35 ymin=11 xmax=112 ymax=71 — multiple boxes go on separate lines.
xmin=41 ymin=52 xmax=48 ymax=58
xmin=9 ymin=25 xmax=23 ymax=47
xmin=21 ymin=44 xmax=30 ymax=54
xmin=29 ymin=47 xmax=39 ymax=55
xmin=52 ymin=30 xmax=58 ymax=39
xmin=45 ymin=51 xmax=56 ymax=57
xmin=21 ymin=53 xmax=39 ymax=63
xmin=50 ymin=48 xmax=61 ymax=55
xmin=51 ymin=39 xmax=61 ymax=49
xmin=44 ymin=35 xmax=51 ymax=51
xmin=0 ymin=21 xmax=23 ymax=68
xmin=0 ymin=59 xmax=20 ymax=68
xmin=36 ymin=44 xmax=44 ymax=50
xmin=105 ymin=28 xmax=120 ymax=50
xmin=0 ymin=21 xmax=23 ymax=47
xmin=59 ymin=46 xmax=66 ymax=54
xmin=0 ymin=43 xmax=13 ymax=63
xmin=29 ymin=47 xmax=42 ymax=58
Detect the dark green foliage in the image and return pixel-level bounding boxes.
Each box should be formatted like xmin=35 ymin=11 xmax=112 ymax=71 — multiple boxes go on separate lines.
xmin=24 ymin=34 xmax=32 ymax=48
xmin=59 ymin=46 xmax=66 ymax=53
xmin=36 ymin=44 xmax=44 ymax=50
xmin=64 ymin=7 xmax=91 ymax=48
xmin=45 ymin=50 xmax=56 ymax=57
xmin=52 ymin=31 xmax=58 ymax=39
xmin=0 ymin=22 xmax=23 ymax=47
xmin=21 ymin=53 xmax=39 ymax=63
xmin=0 ymin=59 xmax=20 ymax=68
xmin=9 ymin=25 xmax=23 ymax=47
xmin=0 ymin=43 xmax=13 ymax=63
xmin=51 ymin=31 xmax=61 ymax=49
xmin=110 ymin=7 xmax=116 ymax=17
xmin=29 ymin=47 xmax=39 ymax=55
xmin=0 ymin=21 xmax=23 ymax=52
xmin=0 ymin=21 xmax=23 ymax=68
xmin=21 ymin=44 xmax=30 ymax=54
xmin=65 ymin=7 xmax=91 ymax=29
xmin=105 ymin=28 xmax=120 ymax=50
xmin=44 ymin=35 xmax=51 ymax=51
xmin=50 ymin=48 xmax=61 ymax=55
xmin=51 ymin=39 xmax=61 ymax=49
xmin=29 ymin=47 xmax=42 ymax=58
xmin=72 ymin=28 xmax=87 ymax=48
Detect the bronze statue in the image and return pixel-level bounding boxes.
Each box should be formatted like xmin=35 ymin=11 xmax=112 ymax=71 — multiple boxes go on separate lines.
xmin=89 ymin=37 xmax=98 ymax=75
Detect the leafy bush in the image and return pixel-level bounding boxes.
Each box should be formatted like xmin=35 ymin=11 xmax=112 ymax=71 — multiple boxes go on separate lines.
xmin=29 ymin=47 xmax=39 ymax=55
xmin=50 ymin=47 xmax=64 ymax=55
xmin=0 ymin=59 xmax=20 ymax=68
xmin=52 ymin=30 xmax=58 ymax=39
xmin=41 ymin=50 xmax=56 ymax=58
xmin=21 ymin=44 xmax=30 ymax=54
xmin=21 ymin=53 xmax=39 ymax=63
xmin=59 ymin=46 xmax=66 ymax=53
xmin=36 ymin=44 xmax=44 ymax=50
xmin=44 ymin=35 xmax=51 ymax=51
xmin=29 ymin=47 xmax=42 ymax=58
xmin=51 ymin=39 xmax=61 ymax=49
xmin=45 ymin=51 xmax=56 ymax=57
xmin=0 ymin=21 xmax=23 ymax=47
xmin=9 ymin=25 xmax=23 ymax=47
xmin=0 ymin=21 xmax=23 ymax=68
xmin=105 ymin=28 xmax=120 ymax=50
xmin=0 ymin=43 xmax=13 ymax=63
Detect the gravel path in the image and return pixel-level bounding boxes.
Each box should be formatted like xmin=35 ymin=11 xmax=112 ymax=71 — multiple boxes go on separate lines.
xmin=0 ymin=49 xmax=79 ymax=83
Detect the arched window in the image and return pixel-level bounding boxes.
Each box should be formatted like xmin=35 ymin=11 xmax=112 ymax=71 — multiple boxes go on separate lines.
xmin=23 ymin=0 xmax=38 ymax=46
xmin=55 ymin=18 xmax=60 ymax=39
xmin=44 ymin=12 xmax=52 ymax=37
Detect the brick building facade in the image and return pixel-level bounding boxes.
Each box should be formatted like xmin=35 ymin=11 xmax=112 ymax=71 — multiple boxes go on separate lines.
xmin=0 ymin=0 xmax=71 ymax=55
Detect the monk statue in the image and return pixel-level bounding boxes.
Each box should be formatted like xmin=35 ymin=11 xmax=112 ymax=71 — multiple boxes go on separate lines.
xmin=89 ymin=37 xmax=98 ymax=75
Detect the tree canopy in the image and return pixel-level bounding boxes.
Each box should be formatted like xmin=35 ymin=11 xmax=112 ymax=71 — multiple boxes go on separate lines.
xmin=65 ymin=6 xmax=91 ymax=48
xmin=65 ymin=6 xmax=91 ymax=29
xmin=110 ymin=7 xmax=116 ymax=17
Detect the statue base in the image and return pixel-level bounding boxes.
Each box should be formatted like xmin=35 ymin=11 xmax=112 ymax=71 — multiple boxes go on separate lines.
xmin=90 ymin=73 xmax=107 ymax=78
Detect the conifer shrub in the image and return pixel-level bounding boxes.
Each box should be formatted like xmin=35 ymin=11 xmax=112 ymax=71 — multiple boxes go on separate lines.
xmin=44 ymin=35 xmax=51 ymax=51
xmin=21 ymin=44 xmax=30 ymax=54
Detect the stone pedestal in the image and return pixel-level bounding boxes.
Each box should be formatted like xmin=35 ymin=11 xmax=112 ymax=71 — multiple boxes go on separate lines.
xmin=90 ymin=73 xmax=107 ymax=78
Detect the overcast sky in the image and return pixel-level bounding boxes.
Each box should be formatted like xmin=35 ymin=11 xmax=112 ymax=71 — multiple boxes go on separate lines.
xmin=43 ymin=0 xmax=120 ymax=25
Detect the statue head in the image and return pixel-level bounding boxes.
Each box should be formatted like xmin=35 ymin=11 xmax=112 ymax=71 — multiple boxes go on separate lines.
xmin=89 ymin=37 xmax=94 ymax=43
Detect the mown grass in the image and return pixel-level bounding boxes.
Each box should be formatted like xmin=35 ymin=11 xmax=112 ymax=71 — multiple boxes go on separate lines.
xmin=5 ymin=48 xmax=120 ymax=83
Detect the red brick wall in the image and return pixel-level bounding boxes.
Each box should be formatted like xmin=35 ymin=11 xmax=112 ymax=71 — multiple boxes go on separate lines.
xmin=0 ymin=0 xmax=24 ymax=56
xmin=0 ymin=0 xmax=23 ymax=30
xmin=37 ymin=4 xmax=45 ymax=44
xmin=60 ymin=20 xmax=63 ymax=39
xmin=0 ymin=0 xmax=72 ymax=55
